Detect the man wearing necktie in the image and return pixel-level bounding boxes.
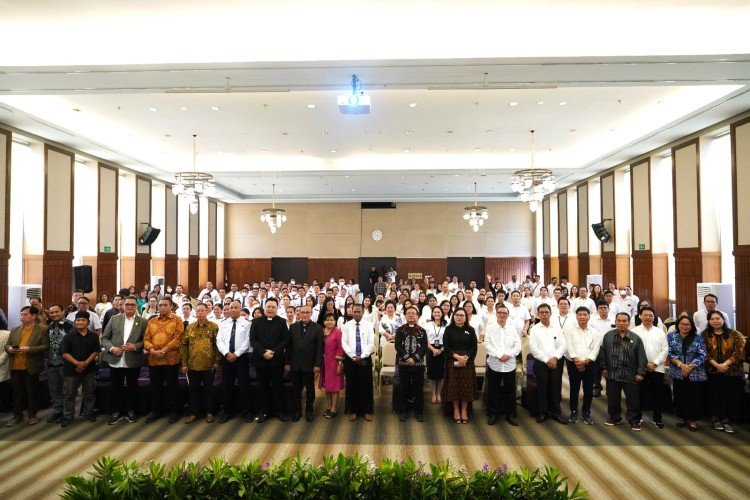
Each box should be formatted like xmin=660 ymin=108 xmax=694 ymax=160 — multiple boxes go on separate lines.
xmin=216 ymin=301 xmax=252 ymax=423
xmin=250 ymin=297 xmax=291 ymax=422
xmin=285 ymin=305 xmax=323 ymax=421
xmin=342 ymin=304 xmax=375 ymax=421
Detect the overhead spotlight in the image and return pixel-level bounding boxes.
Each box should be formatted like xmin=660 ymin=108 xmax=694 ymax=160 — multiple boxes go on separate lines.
xmin=338 ymin=74 xmax=371 ymax=114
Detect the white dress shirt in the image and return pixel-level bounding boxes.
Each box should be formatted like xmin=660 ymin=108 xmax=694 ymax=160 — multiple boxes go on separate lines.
xmin=590 ymin=316 xmax=616 ymax=336
xmin=109 ymin=315 xmax=135 ymax=368
xmin=197 ymin=288 xmax=221 ymax=303
xmin=171 ymin=293 xmax=186 ymax=306
xmin=341 ymin=319 xmax=375 ymax=358
xmin=425 ymin=321 xmax=446 ymax=347
xmin=692 ymin=309 xmax=729 ymax=333
xmin=508 ymin=304 xmax=531 ymax=334
xmin=468 ymin=314 xmax=485 ymax=340
xmin=551 ymin=312 xmax=574 ymax=333
xmin=435 ymin=292 xmax=453 ymax=304
xmin=571 ymin=297 xmax=596 ymax=313
xmin=66 ymin=310 xmax=102 ymax=332
xmin=216 ymin=316 xmax=252 ymax=356
xmin=562 ymin=323 xmax=602 ymax=362
xmin=632 ymin=324 xmax=669 ymax=373
xmin=485 ymin=321 xmax=521 ymax=372
xmin=529 ymin=322 xmax=566 ymax=363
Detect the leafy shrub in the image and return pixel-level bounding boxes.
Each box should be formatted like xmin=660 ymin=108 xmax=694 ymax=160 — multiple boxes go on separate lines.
xmin=62 ymin=454 xmax=587 ymax=499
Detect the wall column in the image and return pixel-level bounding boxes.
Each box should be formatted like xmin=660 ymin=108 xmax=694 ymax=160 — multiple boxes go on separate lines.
xmin=557 ymin=192 xmax=568 ymax=280
xmin=542 ymin=197 xmax=551 ymax=282
xmin=0 ymin=129 xmax=10 ymax=312
xmin=97 ymin=164 xmax=118 ymax=295
xmin=164 ymin=187 xmax=178 ymax=288
xmin=576 ymin=183 xmax=590 ymax=285
xmin=43 ymin=145 xmax=74 ymax=306
xmin=731 ymin=117 xmax=750 ymax=333
xmin=188 ymin=201 xmax=199 ymax=295
xmin=134 ymin=176 xmax=152 ymax=291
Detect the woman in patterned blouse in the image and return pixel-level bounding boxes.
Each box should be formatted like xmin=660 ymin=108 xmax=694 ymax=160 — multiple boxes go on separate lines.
xmin=701 ymin=311 xmax=745 ymax=434
xmin=667 ymin=315 xmax=706 ymax=432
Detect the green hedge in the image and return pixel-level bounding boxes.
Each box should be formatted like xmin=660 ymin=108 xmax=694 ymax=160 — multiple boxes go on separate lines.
xmin=62 ymin=454 xmax=587 ymax=499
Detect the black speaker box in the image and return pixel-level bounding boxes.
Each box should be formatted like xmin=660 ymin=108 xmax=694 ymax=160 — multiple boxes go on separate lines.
xmin=139 ymin=225 xmax=161 ymax=245
xmin=73 ymin=265 xmax=93 ymax=293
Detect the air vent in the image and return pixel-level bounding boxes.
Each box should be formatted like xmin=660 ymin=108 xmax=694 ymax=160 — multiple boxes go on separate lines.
xmin=361 ymin=202 xmax=396 ymax=209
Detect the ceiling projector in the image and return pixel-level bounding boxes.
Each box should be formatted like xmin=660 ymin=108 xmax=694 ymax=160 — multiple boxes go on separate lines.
xmin=338 ymin=93 xmax=371 ymax=114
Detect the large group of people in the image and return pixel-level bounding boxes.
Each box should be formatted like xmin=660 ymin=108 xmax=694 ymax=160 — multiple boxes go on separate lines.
xmin=0 ymin=270 xmax=747 ymax=434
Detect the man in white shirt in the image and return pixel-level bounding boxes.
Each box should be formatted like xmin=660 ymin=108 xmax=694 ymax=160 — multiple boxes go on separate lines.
xmin=508 ymin=291 xmax=531 ymax=337
xmin=448 ymin=276 xmax=459 ymax=293
xmin=505 ymin=275 xmax=521 ymax=293
xmin=692 ymin=293 xmax=729 ymax=333
xmin=571 ymin=287 xmax=596 ymax=314
xmin=216 ymin=301 xmax=252 ymax=422
xmin=485 ymin=304 xmax=522 ymax=426
xmin=334 ymin=288 xmax=348 ymax=311
xmin=563 ymin=306 xmax=602 ymax=425
xmin=551 ymin=297 xmax=574 ymax=333
xmin=535 ymin=287 xmax=556 ymax=317
xmin=631 ymin=306 xmax=668 ymax=428
xmin=615 ymin=288 xmax=636 ymax=317
xmin=170 ymin=284 xmax=186 ymax=306
xmin=435 ymin=281 xmax=452 ymax=304
xmin=547 ymin=277 xmax=559 ymax=292
xmin=528 ymin=303 xmax=567 ymax=424
xmin=197 ymin=281 xmax=221 ymax=303
xmin=341 ymin=304 xmax=375 ymax=421
xmin=530 ymin=274 xmax=544 ymax=297
xmin=65 ymin=296 xmax=102 ymax=335
xmin=590 ymin=301 xmax=616 ymax=397
xmin=559 ymin=276 xmax=573 ymax=295
xmin=602 ymin=290 xmax=620 ymax=317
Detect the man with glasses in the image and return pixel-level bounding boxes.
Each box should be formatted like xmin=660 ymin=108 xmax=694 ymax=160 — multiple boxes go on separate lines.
xmin=65 ymin=296 xmax=102 ymax=336
xmin=562 ymin=307 xmax=602 ymax=425
xmin=143 ymin=298 xmax=184 ymax=423
xmin=102 ymin=297 xmax=147 ymax=424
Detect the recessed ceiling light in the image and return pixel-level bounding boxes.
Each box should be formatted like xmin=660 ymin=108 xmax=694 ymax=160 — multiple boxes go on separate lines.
xmin=444 ymin=188 xmax=448 ymax=191
xmin=241 ymin=132 xmax=250 ymax=136
xmin=307 ymin=104 xmax=316 ymax=109
xmin=404 ymin=148 xmax=411 ymax=153
xmin=537 ymin=101 xmax=544 ymax=105
xmin=557 ymin=101 xmax=567 ymax=106
xmin=345 ymin=175 xmax=349 ymax=178
xmin=569 ymin=128 xmax=577 ymax=132
xmin=474 ymin=148 xmax=481 ymax=152
xmin=454 ymin=174 xmax=460 ymax=177
xmin=486 ymin=129 xmax=495 ymax=134
xmin=211 ymin=106 xmax=221 ymax=111
xmin=149 ymin=107 xmax=158 ymax=112
xmin=510 ymin=148 xmax=516 ymax=152
xmin=321 ymin=131 xmax=329 ymax=136
xmin=181 ymin=106 xmax=189 ymax=111
xmin=509 ymin=102 xmax=519 ymax=107
xmin=405 ymin=130 xmax=413 ymax=135
xmin=351 ymin=189 xmax=356 ymax=192
xmin=261 ymin=150 xmax=268 ymax=153
xmin=409 ymin=103 xmax=418 ymax=108
xmin=329 ymin=149 xmax=337 ymax=153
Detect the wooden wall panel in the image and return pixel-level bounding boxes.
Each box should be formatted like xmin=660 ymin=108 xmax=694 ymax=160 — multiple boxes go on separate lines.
xmin=164 ymin=254 xmax=178 ymax=289
xmin=43 ymin=251 xmax=74 ymax=307
xmin=652 ymin=253 xmax=669 ymax=319
xmin=558 ymin=254 xmax=568 ymax=280
xmin=735 ymin=250 xmax=750 ymax=333
xmin=207 ymin=257 xmax=217 ymax=287
xmin=567 ymin=256 xmax=578 ymax=287
xmin=225 ymin=258 xmax=272 ymax=286
xmin=577 ymin=252 xmax=589 ymax=286
xmin=397 ymin=258 xmax=447 ymax=284
xmin=188 ymin=255 xmax=199 ymax=295
xmin=308 ymin=258 xmax=359 ymax=283
xmin=134 ymin=254 xmax=150 ymax=292
xmin=485 ymin=257 xmax=536 ymax=286
xmin=96 ymin=253 xmax=118 ymax=295
xmin=543 ymin=256 xmax=551 ymax=281
xmin=632 ymin=250 xmax=654 ymax=301
xmin=44 ymin=146 xmax=74 ymax=305
xmin=732 ymin=117 xmax=750 ymax=333
xmin=0 ymin=250 xmax=8 ymax=313
xmin=674 ymin=249 xmax=703 ymax=314
xmin=601 ymin=252 xmax=617 ymax=288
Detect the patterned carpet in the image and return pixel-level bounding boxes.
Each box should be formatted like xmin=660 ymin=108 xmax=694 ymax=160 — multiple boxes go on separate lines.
xmin=0 ymin=381 xmax=748 ymax=499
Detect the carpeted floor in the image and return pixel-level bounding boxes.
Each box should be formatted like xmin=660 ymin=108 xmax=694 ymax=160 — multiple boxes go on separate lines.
xmin=0 ymin=381 xmax=748 ymax=499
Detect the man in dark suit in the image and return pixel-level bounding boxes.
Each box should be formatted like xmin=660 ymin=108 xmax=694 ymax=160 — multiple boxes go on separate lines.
xmin=250 ymin=297 xmax=290 ymax=422
xmin=101 ymin=296 xmax=147 ymax=424
xmin=285 ymin=304 xmax=323 ymax=422
xmin=4 ymin=306 xmax=49 ymax=427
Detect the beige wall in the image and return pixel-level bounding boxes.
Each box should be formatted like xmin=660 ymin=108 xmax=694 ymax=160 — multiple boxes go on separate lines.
xmin=225 ymin=201 xmax=535 ymax=259
xmin=737 ymin=121 xmax=750 ymax=246
xmin=631 ymin=160 xmax=651 ymax=251
xmin=674 ymin=143 xmax=700 ymax=249
xmin=46 ymin=148 xmax=73 ymax=252
xmin=99 ymin=166 xmax=117 ymax=253
xmin=577 ymin=184 xmax=588 ymax=253
xmin=0 ymin=133 xmax=7 ymax=251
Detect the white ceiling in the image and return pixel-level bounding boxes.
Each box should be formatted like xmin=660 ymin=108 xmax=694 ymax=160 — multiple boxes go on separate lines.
xmin=1 ymin=1 xmax=749 ymax=203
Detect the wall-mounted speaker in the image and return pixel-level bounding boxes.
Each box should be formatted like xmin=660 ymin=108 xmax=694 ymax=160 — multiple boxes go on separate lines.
xmin=591 ymin=222 xmax=611 ymax=243
xmin=139 ymin=225 xmax=161 ymax=245
xmin=73 ymin=265 xmax=93 ymax=293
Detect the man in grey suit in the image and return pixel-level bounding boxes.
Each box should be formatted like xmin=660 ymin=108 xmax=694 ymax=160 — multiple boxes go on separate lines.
xmin=101 ymin=296 xmax=147 ymax=424
xmin=285 ymin=304 xmax=323 ymax=422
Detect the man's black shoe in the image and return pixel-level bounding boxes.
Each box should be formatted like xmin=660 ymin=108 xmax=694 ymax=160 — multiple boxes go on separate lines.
xmin=126 ymin=410 xmax=138 ymax=423
xmin=219 ymin=413 xmax=232 ymax=424
xmin=398 ymin=413 xmax=407 ymax=422
xmin=536 ymin=414 xmax=547 ymax=423
xmin=60 ymin=418 xmax=73 ymax=428
xmin=305 ymin=411 xmax=314 ymax=422
xmin=553 ymin=415 xmax=568 ymax=425
xmin=47 ymin=412 xmax=63 ymax=423
xmin=415 ymin=412 xmax=424 ymax=422
xmin=168 ymin=413 xmax=180 ymax=424
xmin=506 ymin=415 xmax=519 ymax=426
xmin=487 ymin=415 xmax=497 ymax=425
xmin=256 ymin=413 xmax=268 ymax=423
xmin=108 ymin=412 xmax=124 ymax=425
xmin=145 ymin=412 xmax=160 ymax=423
xmin=278 ymin=413 xmax=290 ymax=422
xmin=291 ymin=412 xmax=301 ymax=422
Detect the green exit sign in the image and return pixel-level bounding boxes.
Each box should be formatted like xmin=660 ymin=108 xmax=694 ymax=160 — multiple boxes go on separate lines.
xmin=638 ymin=243 xmax=646 ymax=250
xmin=103 ymin=246 xmax=112 ymax=252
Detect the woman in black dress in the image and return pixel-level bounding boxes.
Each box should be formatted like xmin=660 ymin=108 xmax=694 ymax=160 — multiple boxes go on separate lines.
xmin=441 ymin=309 xmax=477 ymax=423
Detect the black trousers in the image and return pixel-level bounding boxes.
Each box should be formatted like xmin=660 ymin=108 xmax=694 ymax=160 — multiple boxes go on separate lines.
xmin=639 ymin=371 xmax=665 ymax=420
xmin=673 ymin=379 xmax=704 ymax=421
xmin=566 ymin=359 xmax=596 ymax=415
xmin=486 ymin=368 xmax=516 ymax=417
xmin=533 ymin=359 xmax=563 ymax=418
xmin=10 ymin=370 xmax=39 ymax=418
xmin=110 ymin=366 xmax=141 ymax=414
xmin=606 ymin=378 xmax=640 ymax=423
xmin=344 ymin=355 xmax=374 ymax=415
xmin=188 ymin=369 xmax=215 ymax=416
xmin=221 ymin=354 xmax=250 ymax=416
xmin=291 ymin=370 xmax=315 ymax=413
xmin=399 ymin=368 xmax=425 ymax=413
xmin=256 ymin=362 xmax=285 ymax=415
xmin=148 ymin=364 xmax=180 ymax=415
xmin=707 ymin=374 xmax=744 ymax=422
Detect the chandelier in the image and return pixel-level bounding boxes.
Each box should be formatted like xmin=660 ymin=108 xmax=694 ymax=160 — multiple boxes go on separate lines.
xmin=260 ymin=184 xmax=287 ymax=234
xmin=462 ymin=182 xmax=489 ymax=232
xmin=510 ymin=130 xmax=555 ymax=212
xmin=171 ymin=134 xmax=215 ymax=215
